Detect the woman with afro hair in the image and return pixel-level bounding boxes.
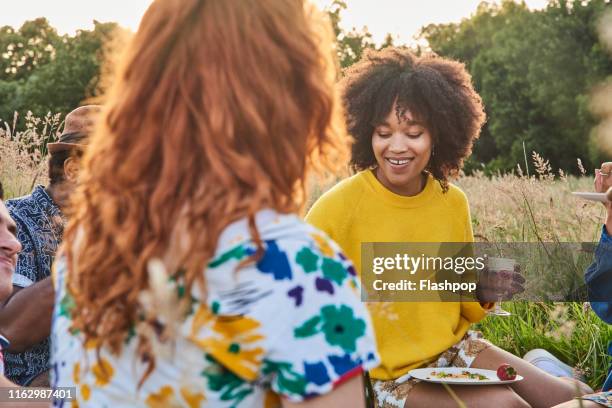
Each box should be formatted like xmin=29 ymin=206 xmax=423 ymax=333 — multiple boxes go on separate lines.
xmin=307 ymin=47 xmax=592 ymax=407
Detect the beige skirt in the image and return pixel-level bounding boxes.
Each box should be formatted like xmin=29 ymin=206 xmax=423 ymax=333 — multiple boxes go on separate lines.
xmin=372 ymin=331 xmax=492 ymax=408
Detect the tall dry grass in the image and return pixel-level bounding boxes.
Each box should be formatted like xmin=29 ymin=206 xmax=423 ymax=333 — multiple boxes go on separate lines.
xmin=0 ymin=111 xmax=60 ymax=198
xmin=458 ymin=155 xmax=604 ymax=243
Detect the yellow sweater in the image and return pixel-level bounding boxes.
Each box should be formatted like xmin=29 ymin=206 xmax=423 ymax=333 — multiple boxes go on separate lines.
xmin=305 ymin=170 xmax=488 ymax=380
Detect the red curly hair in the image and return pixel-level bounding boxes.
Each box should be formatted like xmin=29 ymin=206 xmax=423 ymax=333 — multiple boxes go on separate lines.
xmin=63 ymin=0 xmax=347 ymax=374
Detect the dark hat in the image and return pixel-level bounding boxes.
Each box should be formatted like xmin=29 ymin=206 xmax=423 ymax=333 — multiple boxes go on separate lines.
xmin=47 ymin=105 xmax=101 ymax=153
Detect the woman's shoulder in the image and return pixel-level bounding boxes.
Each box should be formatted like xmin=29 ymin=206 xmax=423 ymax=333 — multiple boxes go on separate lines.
xmin=209 ymin=213 xmax=357 ymax=288
xmin=440 ymin=180 xmax=470 ymax=207
xmin=306 ymin=172 xmax=367 ymax=223
xmin=313 ymin=172 xmax=366 ymax=204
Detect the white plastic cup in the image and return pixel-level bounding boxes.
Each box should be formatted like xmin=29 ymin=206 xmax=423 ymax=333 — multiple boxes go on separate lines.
xmin=487 ymin=257 xmax=516 ymax=273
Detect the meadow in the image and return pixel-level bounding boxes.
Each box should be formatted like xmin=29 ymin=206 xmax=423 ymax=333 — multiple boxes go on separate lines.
xmin=462 ymin=169 xmax=611 ymax=389
xmin=2 ymin=114 xmax=611 ymax=389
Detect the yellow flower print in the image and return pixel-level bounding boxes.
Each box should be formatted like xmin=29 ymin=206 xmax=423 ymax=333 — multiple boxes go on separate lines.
xmin=180 ymin=387 xmax=206 ymax=408
xmin=92 ymin=358 xmax=114 ymax=386
xmin=146 ymin=385 xmax=180 ymax=408
xmin=191 ymin=304 xmax=215 ymax=334
xmin=194 ymin=337 xmax=264 ymax=380
xmin=190 ymin=306 xmax=265 ymax=380
xmin=73 ymin=362 xmax=80 ymax=384
xmin=211 ymin=315 xmax=265 ymax=343
xmin=311 ymin=234 xmax=334 ymax=257
xmin=80 ymin=384 xmax=91 ymax=401
xmin=85 ymin=338 xmax=98 ymax=350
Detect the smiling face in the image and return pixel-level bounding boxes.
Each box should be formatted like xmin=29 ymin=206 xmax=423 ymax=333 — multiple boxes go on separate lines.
xmin=371 ymin=104 xmax=433 ymax=196
xmin=0 ymin=200 xmax=20 ymax=301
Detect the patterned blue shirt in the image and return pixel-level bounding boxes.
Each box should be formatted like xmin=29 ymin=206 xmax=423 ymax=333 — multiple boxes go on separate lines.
xmin=4 ymin=185 xmax=64 ymax=385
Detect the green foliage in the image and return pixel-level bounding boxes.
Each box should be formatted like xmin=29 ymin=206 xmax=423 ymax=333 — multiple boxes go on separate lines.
xmin=326 ymin=0 xmax=396 ymax=69
xmin=0 ymin=18 xmax=60 ymax=81
xmin=2 ymin=2 xmax=611 ymax=172
xmin=422 ymin=0 xmax=612 ymax=174
xmin=327 ymin=0 xmax=375 ymax=68
xmin=0 ymin=19 xmax=120 ymax=130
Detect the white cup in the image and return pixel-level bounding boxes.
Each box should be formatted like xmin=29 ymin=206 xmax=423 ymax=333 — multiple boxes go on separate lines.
xmin=487 ymin=257 xmax=516 ymax=272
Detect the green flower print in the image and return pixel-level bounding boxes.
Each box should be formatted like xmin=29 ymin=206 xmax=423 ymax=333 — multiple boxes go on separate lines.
xmin=320 ymin=305 xmax=366 ymax=352
xmin=60 ymin=292 xmax=81 ymax=335
xmin=294 ymin=305 xmax=366 ymax=353
xmin=211 ymin=300 xmax=221 ymax=314
xmin=209 ymin=245 xmax=248 ymax=268
xmin=58 ymin=293 xmax=75 ymax=318
xmin=295 ymin=247 xmax=319 ymax=273
xmin=262 ymin=360 xmax=307 ymax=396
xmin=124 ymin=325 xmax=136 ymax=345
xmin=321 ymin=258 xmax=347 ymax=285
xmin=202 ymin=354 xmax=253 ymax=407
xmin=294 ymin=315 xmax=321 ymax=338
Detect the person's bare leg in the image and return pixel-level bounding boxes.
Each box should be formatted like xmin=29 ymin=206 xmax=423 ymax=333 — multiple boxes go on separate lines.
xmin=472 ymin=345 xmax=593 ymax=408
xmin=552 ymin=400 xmax=602 ymax=408
xmin=403 ymin=382 xmax=531 ymax=408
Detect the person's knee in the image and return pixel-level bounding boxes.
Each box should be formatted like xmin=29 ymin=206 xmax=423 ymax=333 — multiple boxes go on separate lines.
xmin=559 ymin=377 xmax=593 ymax=398
xmin=576 ymin=380 xmax=593 ymax=395
xmin=576 ymin=381 xmax=594 ymax=395
xmin=552 ymin=400 xmax=602 ymax=408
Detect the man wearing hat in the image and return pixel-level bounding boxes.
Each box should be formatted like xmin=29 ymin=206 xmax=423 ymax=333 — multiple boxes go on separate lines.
xmin=0 ymin=105 xmax=100 ymax=386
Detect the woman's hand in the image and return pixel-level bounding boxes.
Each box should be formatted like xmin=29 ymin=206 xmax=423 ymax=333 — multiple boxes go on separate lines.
xmin=595 ymin=163 xmax=612 ymax=206
xmin=594 ymin=163 xmax=612 ymax=232
xmin=476 ymin=263 xmax=525 ymax=302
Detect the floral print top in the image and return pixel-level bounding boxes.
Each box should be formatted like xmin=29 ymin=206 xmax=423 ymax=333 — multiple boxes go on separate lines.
xmin=50 ymin=210 xmax=379 ymax=407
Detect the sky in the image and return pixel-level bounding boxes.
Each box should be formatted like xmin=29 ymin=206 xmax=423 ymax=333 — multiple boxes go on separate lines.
xmin=0 ymin=0 xmax=550 ymax=45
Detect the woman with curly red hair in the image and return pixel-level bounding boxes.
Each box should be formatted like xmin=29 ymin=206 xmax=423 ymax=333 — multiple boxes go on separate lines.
xmin=49 ymin=0 xmax=379 ymax=406
xmin=307 ymin=47 xmax=591 ymax=407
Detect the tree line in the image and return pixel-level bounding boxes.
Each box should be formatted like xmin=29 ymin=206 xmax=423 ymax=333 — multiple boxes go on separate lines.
xmin=0 ymin=18 xmax=121 ymax=125
xmin=422 ymin=0 xmax=612 ymax=174
xmin=0 ymin=0 xmax=611 ymax=174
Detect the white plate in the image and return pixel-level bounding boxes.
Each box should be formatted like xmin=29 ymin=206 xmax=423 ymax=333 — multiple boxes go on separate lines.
xmin=408 ymin=367 xmax=523 ymax=385
xmin=572 ymin=192 xmax=609 ymax=203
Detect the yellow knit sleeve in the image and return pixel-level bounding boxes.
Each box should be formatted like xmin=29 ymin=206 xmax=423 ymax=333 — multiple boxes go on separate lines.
xmin=304 ymin=186 xmax=346 ymax=242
